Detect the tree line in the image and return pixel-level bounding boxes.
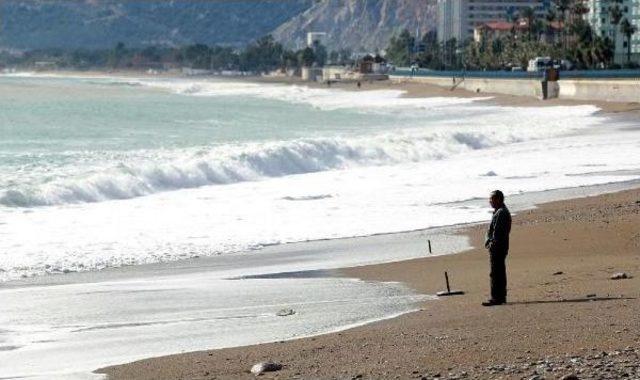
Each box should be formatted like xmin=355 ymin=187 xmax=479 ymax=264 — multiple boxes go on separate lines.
xmin=0 ymin=36 xmax=354 ymax=73
xmin=386 ymin=0 xmax=638 ymax=70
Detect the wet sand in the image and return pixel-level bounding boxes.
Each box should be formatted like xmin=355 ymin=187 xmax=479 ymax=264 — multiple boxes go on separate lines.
xmin=99 ymin=188 xmax=640 ymax=379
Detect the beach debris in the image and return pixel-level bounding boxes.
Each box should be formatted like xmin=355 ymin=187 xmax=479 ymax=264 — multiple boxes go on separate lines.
xmin=436 ymin=271 xmax=465 ymax=297
xmin=276 ymin=308 xmax=295 ymax=317
xmin=482 ymin=170 xmax=498 ymax=177
xmin=610 ymin=272 xmax=630 ymax=280
xmin=250 ymin=361 xmax=282 ymax=375
xmin=560 ymin=374 xmax=579 ymax=380
xmin=586 ymin=294 xmax=597 ymax=298
xmin=553 ymin=271 xmax=564 ymax=275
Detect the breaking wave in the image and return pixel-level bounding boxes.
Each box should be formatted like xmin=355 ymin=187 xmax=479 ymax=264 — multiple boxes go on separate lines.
xmin=0 ymin=129 xmax=532 ymax=207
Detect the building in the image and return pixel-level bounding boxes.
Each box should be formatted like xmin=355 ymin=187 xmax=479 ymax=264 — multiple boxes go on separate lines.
xmin=473 ymin=19 xmax=563 ymax=43
xmin=306 ymin=32 xmax=327 ymax=48
xmin=473 ymin=21 xmax=522 ymax=43
xmin=437 ymin=0 xmax=553 ymax=43
xmin=584 ymin=0 xmax=640 ymax=63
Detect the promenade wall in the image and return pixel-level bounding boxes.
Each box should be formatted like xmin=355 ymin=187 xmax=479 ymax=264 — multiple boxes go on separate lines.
xmin=557 ymin=79 xmax=640 ymax=103
xmin=389 ymin=74 xmax=638 ymax=103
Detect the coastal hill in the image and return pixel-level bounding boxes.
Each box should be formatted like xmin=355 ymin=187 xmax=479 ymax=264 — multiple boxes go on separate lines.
xmin=0 ymin=0 xmax=436 ymax=51
xmin=272 ymin=0 xmax=437 ymax=52
xmin=0 ymin=0 xmax=314 ymax=49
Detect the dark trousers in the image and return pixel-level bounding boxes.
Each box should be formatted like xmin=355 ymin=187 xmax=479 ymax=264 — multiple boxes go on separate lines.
xmin=490 ymin=250 xmax=508 ymax=302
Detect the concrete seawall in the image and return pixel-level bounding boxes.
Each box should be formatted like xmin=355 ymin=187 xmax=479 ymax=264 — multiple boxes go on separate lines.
xmin=558 ymin=79 xmax=640 ymax=103
xmin=390 ymin=75 xmax=638 ymax=103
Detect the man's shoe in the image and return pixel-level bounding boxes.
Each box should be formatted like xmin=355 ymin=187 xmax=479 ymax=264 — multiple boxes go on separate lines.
xmin=481 ymin=299 xmax=504 ymax=307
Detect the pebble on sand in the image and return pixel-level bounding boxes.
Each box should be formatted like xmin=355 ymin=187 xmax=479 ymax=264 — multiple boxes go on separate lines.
xmin=610 ymin=272 xmax=630 ymax=280
xmin=276 ymin=308 xmax=296 ymax=317
xmin=250 ymin=361 xmax=283 ymax=375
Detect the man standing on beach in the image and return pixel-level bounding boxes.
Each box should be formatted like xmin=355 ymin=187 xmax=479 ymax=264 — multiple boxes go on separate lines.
xmin=483 ymin=190 xmax=511 ymax=306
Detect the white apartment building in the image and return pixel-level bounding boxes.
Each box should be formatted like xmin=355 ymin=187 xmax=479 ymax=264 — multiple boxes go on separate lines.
xmin=584 ymin=0 xmax=640 ymax=63
xmin=437 ymin=0 xmax=552 ymax=43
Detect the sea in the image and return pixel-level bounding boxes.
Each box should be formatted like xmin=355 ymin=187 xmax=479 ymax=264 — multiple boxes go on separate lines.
xmin=0 ymin=73 xmax=639 ymax=378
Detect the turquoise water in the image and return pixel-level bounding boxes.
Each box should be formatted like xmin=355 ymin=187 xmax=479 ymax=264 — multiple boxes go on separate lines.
xmin=0 ymin=76 xmax=417 ymax=199
xmin=0 ymin=76 xmax=397 ymax=152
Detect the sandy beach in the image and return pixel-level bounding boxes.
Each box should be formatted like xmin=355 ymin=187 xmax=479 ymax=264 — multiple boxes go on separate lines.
xmin=98 ymin=188 xmax=640 ymax=380
xmin=85 ymin=74 xmax=640 ymax=380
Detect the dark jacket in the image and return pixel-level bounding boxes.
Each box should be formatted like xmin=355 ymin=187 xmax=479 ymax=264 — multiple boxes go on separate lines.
xmin=485 ymin=205 xmax=512 ymax=254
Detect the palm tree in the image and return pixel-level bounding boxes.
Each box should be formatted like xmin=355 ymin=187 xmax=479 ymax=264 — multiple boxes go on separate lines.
xmin=554 ymin=0 xmax=571 ymax=55
xmin=544 ymin=9 xmax=557 ymax=44
xmin=555 ymin=0 xmax=570 ymax=22
xmin=608 ymin=1 xmax=624 ymax=61
xmin=620 ymin=18 xmax=638 ymax=64
xmin=520 ymin=7 xmax=537 ymax=41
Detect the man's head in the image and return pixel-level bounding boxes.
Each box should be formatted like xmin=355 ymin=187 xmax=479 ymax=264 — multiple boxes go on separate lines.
xmin=489 ymin=190 xmax=504 ymax=210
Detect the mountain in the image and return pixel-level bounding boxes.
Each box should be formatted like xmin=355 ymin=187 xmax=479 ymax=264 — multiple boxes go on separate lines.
xmin=0 ymin=0 xmax=314 ymax=49
xmin=271 ymin=0 xmax=437 ymax=52
xmin=0 ymin=0 xmax=437 ymax=52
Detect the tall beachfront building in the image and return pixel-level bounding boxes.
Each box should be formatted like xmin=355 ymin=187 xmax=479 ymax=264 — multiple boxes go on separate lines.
xmin=437 ymin=0 xmax=552 ymax=43
xmin=584 ymin=0 xmax=640 ymax=63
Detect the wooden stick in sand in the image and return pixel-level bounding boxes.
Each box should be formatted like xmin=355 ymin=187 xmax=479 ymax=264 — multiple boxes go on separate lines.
xmin=436 ymin=271 xmax=465 ymax=297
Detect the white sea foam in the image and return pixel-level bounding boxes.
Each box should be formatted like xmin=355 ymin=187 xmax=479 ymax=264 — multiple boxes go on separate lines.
xmin=0 ymin=271 xmax=430 ymax=379
xmin=1 ymin=76 xmax=639 ymax=281
xmin=123 ymin=78 xmax=487 ymax=111
xmin=0 ymin=103 xmax=601 ymax=207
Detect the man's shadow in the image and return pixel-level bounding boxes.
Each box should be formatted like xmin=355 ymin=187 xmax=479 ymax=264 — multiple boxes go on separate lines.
xmin=507 ymin=296 xmax=636 ymax=305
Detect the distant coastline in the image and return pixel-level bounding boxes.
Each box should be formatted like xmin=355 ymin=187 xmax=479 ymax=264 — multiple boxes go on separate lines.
xmin=7 ymin=67 xmax=640 ymax=114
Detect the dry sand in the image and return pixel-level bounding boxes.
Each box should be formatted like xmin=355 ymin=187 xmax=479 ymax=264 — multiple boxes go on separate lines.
xmin=99 ymin=188 xmax=640 ymax=380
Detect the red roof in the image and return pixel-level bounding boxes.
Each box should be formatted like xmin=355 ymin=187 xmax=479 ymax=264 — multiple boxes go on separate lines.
xmin=482 ymin=21 xmax=517 ymax=31
xmin=478 ymin=19 xmax=563 ymax=32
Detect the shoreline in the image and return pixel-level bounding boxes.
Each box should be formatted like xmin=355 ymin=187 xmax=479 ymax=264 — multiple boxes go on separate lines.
xmin=3 ymin=70 xmax=639 ymax=378
xmin=6 ymin=179 xmax=638 ymax=290
xmin=98 ymin=185 xmax=640 ymax=380
xmin=4 ymin=69 xmax=640 ymax=115
xmin=91 ymin=73 xmax=639 ymax=379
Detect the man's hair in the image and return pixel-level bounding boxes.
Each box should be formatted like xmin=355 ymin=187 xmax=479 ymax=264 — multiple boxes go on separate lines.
xmin=491 ymin=190 xmax=504 ymax=202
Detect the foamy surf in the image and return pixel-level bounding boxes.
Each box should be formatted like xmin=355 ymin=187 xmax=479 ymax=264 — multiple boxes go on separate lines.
xmin=0 ymin=75 xmax=639 ymax=282
xmin=141 ymin=79 xmax=486 ymax=110
xmin=0 ymin=120 xmax=596 ymax=207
